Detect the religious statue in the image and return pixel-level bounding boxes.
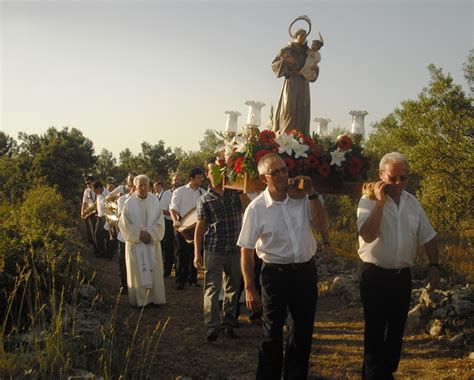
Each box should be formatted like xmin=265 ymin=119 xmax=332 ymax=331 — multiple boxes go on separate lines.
xmin=272 ymin=15 xmax=324 ymax=135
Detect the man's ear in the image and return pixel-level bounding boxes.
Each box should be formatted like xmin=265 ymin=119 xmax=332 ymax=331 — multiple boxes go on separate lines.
xmin=259 ymin=174 xmax=268 ymax=184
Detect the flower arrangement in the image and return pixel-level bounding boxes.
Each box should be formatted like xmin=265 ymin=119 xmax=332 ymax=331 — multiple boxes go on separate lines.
xmin=219 ymin=127 xmax=370 ymax=192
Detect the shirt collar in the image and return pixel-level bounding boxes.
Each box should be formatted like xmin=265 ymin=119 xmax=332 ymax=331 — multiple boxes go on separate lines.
xmin=263 ymin=188 xmax=289 ymax=208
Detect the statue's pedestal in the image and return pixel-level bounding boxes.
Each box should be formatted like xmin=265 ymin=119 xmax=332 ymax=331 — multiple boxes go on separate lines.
xmin=222 ymin=172 xmax=266 ymax=193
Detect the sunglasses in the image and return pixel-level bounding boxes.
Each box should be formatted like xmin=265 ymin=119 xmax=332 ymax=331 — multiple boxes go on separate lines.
xmin=266 ymin=166 xmax=288 ymax=177
xmin=385 ymin=175 xmax=408 ymax=183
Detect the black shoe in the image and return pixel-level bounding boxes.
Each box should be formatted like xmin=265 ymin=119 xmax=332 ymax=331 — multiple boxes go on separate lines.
xmin=176 ymin=283 xmax=184 ymax=290
xmin=206 ymin=328 xmax=219 ymax=342
xmin=222 ymin=328 xmax=238 ymax=339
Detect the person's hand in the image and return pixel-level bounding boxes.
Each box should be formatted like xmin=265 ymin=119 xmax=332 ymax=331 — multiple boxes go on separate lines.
xmin=374 ymin=181 xmax=388 ymax=203
xmin=173 ymin=220 xmax=181 ymax=229
xmin=245 ymin=287 xmax=263 ymax=313
xmin=139 ymin=230 xmax=151 ymax=244
xmin=427 ymin=266 xmax=441 ymax=292
xmin=320 ymin=244 xmax=332 ymax=263
xmin=288 ymin=176 xmax=313 ymax=199
xmin=193 ymin=253 xmax=203 ymax=270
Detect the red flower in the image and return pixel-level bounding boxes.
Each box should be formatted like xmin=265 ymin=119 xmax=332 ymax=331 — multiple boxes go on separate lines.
xmin=288 ymin=129 xmax=304 ymax=140
xmin=283 ymin=157 xmax=295 ymax=172
xmin=310 ymin=143 xmax=323 ymax=157
xmin=348 ymin=156 xmax=362 ymax=177
xmin=255 ymin=149 xmax=272 ymax=162
xmin=234 ymin=156 xmax=244 ymax=174
xmin=302 ymin=135 xmax=317 ymax=151
xmin=304 ymin=155 xmax=319 ymax=169
xmin=337 ymin=135 xmax=353 ymax=151
xmin=259 ymin=130 xmax=276 ymax=145
xmin=318 ymin=162 xmax=330 ymax=177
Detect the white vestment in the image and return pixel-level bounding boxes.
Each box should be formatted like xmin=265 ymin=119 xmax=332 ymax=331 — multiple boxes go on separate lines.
xmin=119 ymin=193 xmax=166 ymax=306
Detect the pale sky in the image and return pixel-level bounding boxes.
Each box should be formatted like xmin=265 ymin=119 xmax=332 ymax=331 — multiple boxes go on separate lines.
xmin=1 ymin=0 xmax=472 ymax=157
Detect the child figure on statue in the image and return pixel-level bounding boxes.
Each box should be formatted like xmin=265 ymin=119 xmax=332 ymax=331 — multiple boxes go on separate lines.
xmin=299 ymin=36 xmax=324 ymax=82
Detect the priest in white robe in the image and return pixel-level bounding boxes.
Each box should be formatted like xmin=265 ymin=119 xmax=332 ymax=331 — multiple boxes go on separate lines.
xmin=119 ymin=174 xmax=166 ymax=307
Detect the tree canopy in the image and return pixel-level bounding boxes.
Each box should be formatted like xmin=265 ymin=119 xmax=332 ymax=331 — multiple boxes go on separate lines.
xmin=365 ymin=64 xmax=473 ymax=231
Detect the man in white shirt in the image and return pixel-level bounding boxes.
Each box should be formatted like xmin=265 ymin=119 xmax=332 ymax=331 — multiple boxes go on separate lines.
xmin=117 ymin=175 xmax=135 ymax=293
xmin=81 ymin=175 xmax=97 ymax=248
xmin=155 ymin=177 xmax=179 ymax=278
xmin=93 ymin=181 xmax=110 ymax=258
xmin=106 ymin=173 xmax=136 ymax=202
xmin=357 ymin=152 xmax=440 ymax=380
xmin=169 ymin=169 xmax=205 ymax=290
xmin=237 ymin=153 xmax=330 ymax=379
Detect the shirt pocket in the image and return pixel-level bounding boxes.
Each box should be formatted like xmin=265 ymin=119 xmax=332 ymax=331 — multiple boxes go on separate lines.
xmin=407 ymin=214 xmax=420 ymax=237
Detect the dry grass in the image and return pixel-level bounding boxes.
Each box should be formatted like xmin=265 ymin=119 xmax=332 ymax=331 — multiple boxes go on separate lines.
xmin=88 ymin=252 xmax=473 ymax=380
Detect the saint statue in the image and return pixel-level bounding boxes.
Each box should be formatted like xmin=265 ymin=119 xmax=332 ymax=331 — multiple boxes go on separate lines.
xmin=272 ymin=15 xmax=323 ymax=136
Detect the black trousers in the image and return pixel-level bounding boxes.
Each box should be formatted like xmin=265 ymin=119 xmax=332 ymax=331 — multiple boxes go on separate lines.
xmin=257 ymin=259 xmax=318 ymax=380
xmin=358 ymin=262 xmax=412 ymax=380
xmin=175 ymin=231 xmax=197 ymax=286
xmin=105 ymin=225 xmax=117 ymax=259
xmin=118 ymin=241 xmax=127 ymax=289
xmin=161 ymin=219 xmax=175 ymax=276
xmin=94 ymin=216 xmax=107 ymax=257
xmin=84 ymin=214 xmax=97 ymax=248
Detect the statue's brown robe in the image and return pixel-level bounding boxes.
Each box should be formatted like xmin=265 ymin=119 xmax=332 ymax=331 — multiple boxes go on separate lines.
xmin=272 ymin=42 xmax=316 ymax=136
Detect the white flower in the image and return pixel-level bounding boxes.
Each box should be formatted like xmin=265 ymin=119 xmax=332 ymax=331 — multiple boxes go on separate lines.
xmin=233 ymin=135 xmax=247 ymax=153
xmin=276 ymin=133 xmax=295 ymax=156
xmin=330 ymin=147 xmax=347 ymax=166
xmin=276 ymin=133 xmax=308 ymax=158
xmin=293 ymin=142 xmax=309 ymax=159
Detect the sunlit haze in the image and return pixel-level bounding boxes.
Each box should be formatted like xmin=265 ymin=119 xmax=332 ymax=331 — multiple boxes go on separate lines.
xmin=1 ymin=0 xmax=472 ymax=157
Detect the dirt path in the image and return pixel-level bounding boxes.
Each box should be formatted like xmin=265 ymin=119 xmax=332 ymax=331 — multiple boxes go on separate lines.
xmin=87 ymin=252 xmax=473 ymax=379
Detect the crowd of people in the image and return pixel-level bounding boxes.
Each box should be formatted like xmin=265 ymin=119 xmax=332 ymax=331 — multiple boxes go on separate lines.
xmin=80 ymin=151 xmax=440 ymax=380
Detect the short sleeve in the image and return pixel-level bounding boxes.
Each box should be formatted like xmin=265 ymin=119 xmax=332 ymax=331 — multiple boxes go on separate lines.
xmin=196 ymin=197 xmax=206 ymax=220
xmin=169 ymin=188 xmax=180 ymax=212
xmin=237 ymin=205 xmax=258 ymax=249
xmin=82 ymin=189 xmax=89 ymax=203
xmin=357 ymin=196 xmax=376 ymax=232
xmin=417 ymin=204 xmax=437 ymax=246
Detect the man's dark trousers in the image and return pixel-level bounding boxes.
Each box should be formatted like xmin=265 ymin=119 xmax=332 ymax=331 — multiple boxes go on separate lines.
xmin=161 ymin=219 xmax=175 ymax=277
xmin=257 ymin=259 xmax=317 ymax=380
xmin=358 ymin=262 xmax=412 ymax=380
xmin=175 ymin=231 xmax=197 ymax=286
xmin=94 ymin=216 xmax=107 ymax=257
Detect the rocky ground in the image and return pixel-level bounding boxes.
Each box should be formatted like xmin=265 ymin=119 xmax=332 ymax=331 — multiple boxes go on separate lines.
xmin=85 ymin=252 xmax=473 ymax=379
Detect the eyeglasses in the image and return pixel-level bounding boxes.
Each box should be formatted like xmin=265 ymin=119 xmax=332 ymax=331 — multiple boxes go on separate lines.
xmin=385 ymin=174 xmax=408 ymax=183
xmin=266 ymin=166 xmax=288 ymax=177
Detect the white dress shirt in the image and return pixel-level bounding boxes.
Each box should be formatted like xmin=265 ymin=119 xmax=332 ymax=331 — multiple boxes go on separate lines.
xmin=157 ymin=189 xmax=173 ymax=221
xmin=237 ymin=188 xmax=317 ymax=264
xmin=82 ymin=188 xmax=96 ymax=207
xmin=357 ymin=190 xmax=436 ymax=269
xmin=108 ymin=184 xmax=128 ymax=197
xmin=96 ymin=189 xmax=110 ymax=217
xmin=169 ymin=184 xmax=205 ymax=218
xmin=116 ymin=193 xmax=131 ymax=243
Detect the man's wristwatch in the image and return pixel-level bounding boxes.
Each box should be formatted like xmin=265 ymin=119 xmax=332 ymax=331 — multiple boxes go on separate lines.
xmin=308 ymin=192 xmax=320 ymax=200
